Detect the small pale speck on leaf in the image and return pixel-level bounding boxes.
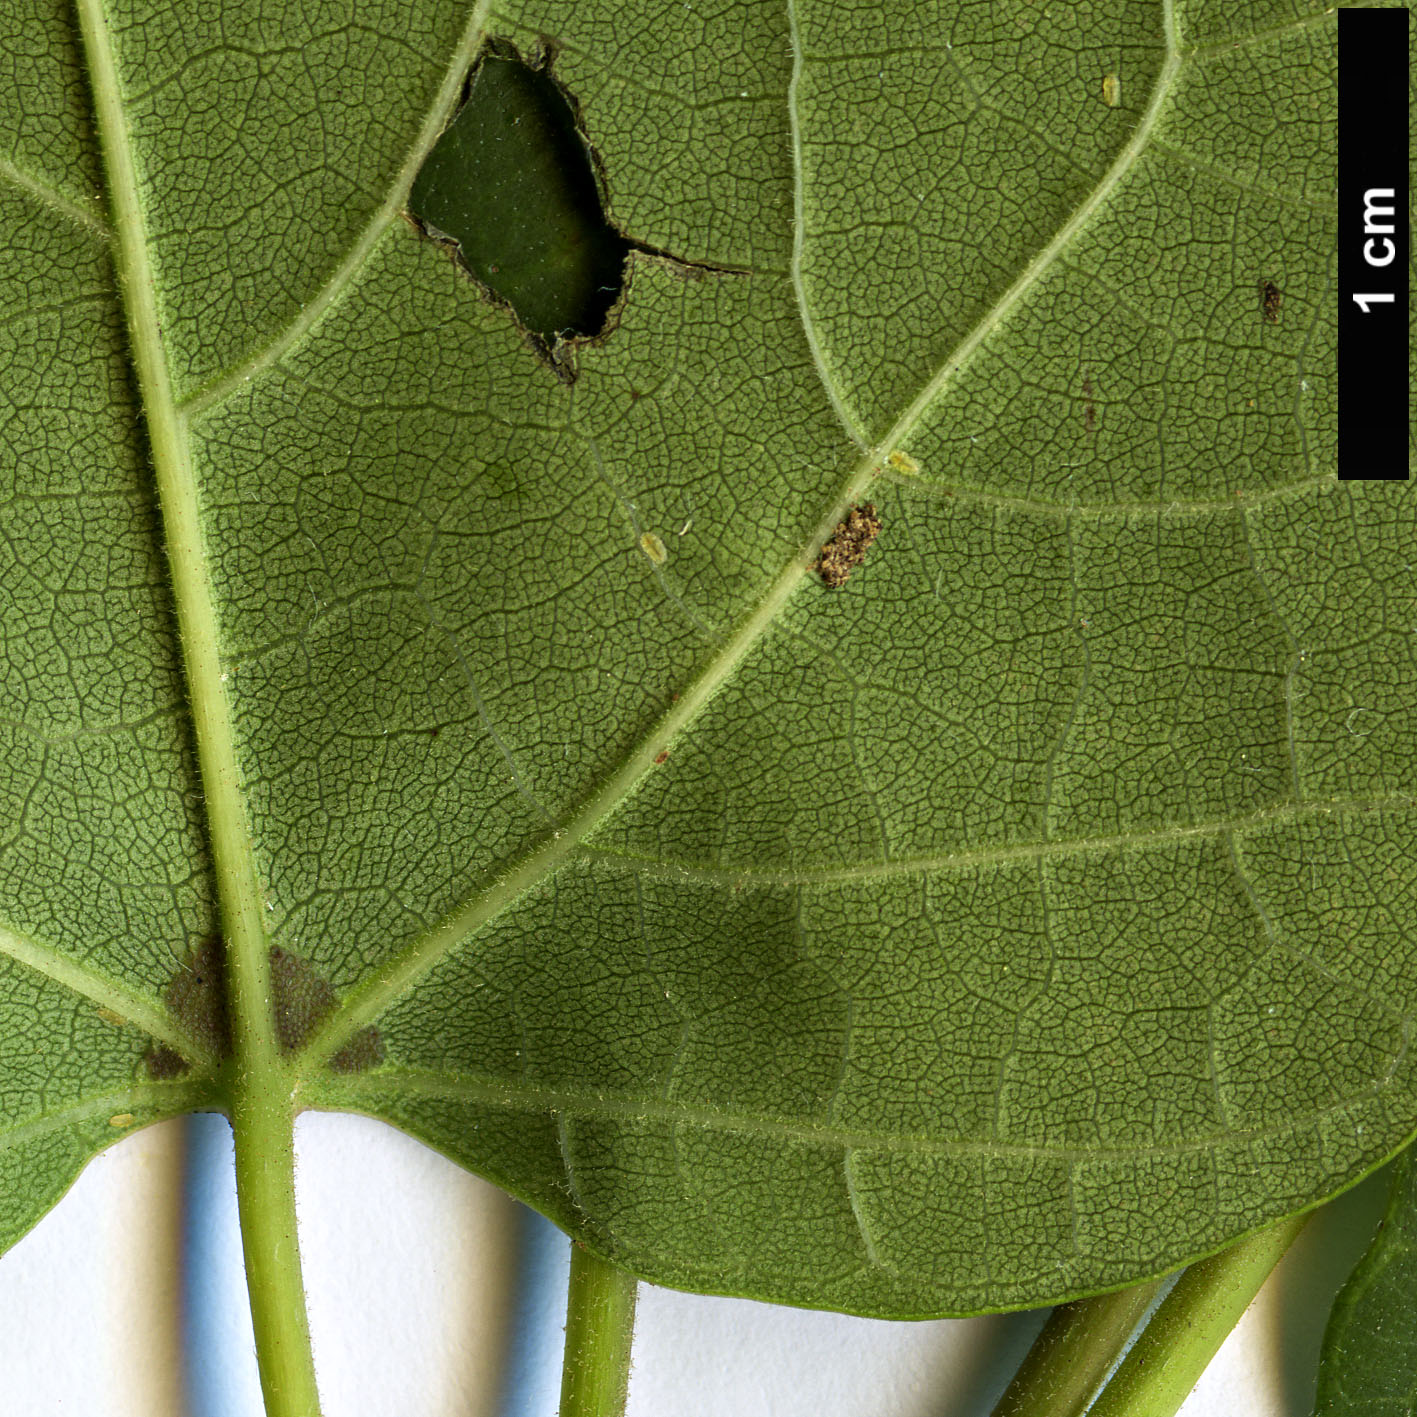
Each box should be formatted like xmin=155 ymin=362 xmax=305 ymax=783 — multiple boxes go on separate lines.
xmin=1102 ymin=73 xmax=1120 ymax=106
xmin=1346 ymin=708 xmax=1376 ymax=737
xmin=886 ymin=449 xmax=919 ymax=475
xmin=640 ymin=532 xmax=668 ymax=565
xmin=108 ymin=1113 xmax=135 ymax=1128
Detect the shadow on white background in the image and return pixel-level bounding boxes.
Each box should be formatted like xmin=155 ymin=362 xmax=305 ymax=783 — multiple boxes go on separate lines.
xmin=0 ymin=1111 xmax=1392 ymax=1416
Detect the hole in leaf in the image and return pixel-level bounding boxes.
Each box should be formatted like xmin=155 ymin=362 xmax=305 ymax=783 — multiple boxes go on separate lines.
xmin=409 ymin=44 xmax=630 ymax=346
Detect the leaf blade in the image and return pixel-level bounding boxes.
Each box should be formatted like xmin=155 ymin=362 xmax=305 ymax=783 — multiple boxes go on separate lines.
xmin=0 ymin=0 xmax=1412 ymax=1326
xmin=1315 ymin=1149 xmax=1417 ymax=1417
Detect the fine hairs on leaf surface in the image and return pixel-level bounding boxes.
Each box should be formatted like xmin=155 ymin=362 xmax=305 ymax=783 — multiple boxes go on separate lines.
xmin=0 ymin=0 xmax=1413 ymax=1408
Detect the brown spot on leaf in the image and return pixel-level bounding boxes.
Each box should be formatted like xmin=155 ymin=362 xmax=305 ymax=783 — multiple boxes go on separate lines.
xmin=1261 ymin=279 xmax=1282 ymax=324
xmin=269 ymin=947 xmax=384 ymax=1071
xmin=143 ymin=938 xmax=384 ymax=1077
xmin=270 ymin=947 xmax=337 ymax=1053
xmin=653 ymin=749 xmax=669 ymax=764
xmin=815 ymin=503 xmax=882 ymax=588
xmin=330 ymin=1027 xmax=386 ymax=1074
xmin=145 ymin=935 xmax=231 ymax=1078
xmin=145 ymin=1046 xmax=187 ymax=1079
xmin=1082 ymin=375 xmax=1096 ymax=433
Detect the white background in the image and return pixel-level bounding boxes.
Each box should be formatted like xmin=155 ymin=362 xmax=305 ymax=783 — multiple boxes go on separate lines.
xmin=0 ymin=1110 xmax=1389 ymax=1416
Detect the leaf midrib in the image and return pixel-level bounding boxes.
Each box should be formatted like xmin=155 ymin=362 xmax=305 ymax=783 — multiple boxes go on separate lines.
xmin=59 ymin=0 xmax=504 ymax=1077
xmin=74 ymin=0 xmax=277 ymax=1077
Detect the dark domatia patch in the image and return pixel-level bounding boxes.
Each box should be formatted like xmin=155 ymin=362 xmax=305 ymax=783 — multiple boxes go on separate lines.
xmin=146 ymin=940 xmax=383 ymax=1077
xmin=146 ymin=936 xmax=230 ymax=1078
xmin=269 ymin=947 xmax=385 ymax=1071
xmin=815 ymin=503 xmax=882 ymax=588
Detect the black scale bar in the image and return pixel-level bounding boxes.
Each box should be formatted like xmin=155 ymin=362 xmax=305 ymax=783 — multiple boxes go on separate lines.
xmin=1338 ymin=7 xmax=1411 ymax=479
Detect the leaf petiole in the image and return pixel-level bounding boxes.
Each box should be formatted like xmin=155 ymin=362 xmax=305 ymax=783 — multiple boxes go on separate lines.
xmin=231 ymin=1085 xmax=323 ymax=1417
xmin=558 ymin=1243 xmax=639 ymax=1417
xmin=1086 ymin=1213 xmax=1311 ymax=1417
xmin=990 ymin=1279 xmax=1164 ymax=1417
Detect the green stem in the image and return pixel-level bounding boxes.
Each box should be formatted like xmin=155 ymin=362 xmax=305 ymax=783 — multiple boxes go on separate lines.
xmin=1087 ymin=1214 xmax=1311 ymax=1417
xmin=558 ymin=1243 xmax=639 ymax=1417
xmin=231 ymin=1080 xmax=323 ymax=1417
xmin=73 ymin=0 xmax=324 ymax=1408
xmin=990 ymin=1280 xmax=1164 ymax=1417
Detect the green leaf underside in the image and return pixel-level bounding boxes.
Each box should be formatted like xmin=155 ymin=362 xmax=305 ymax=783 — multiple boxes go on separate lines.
xmin=1315 ymin=1148 xmax=1417 ymax=1417
xmin=0 ymin=0 xmax=1412 ymax=1318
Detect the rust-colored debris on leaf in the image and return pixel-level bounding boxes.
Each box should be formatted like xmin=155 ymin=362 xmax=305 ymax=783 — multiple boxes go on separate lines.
xmin=1261 ymin=279 xmax=1282 ymax=324
xmin=815 ymin=503 xmax=882 ymax=588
